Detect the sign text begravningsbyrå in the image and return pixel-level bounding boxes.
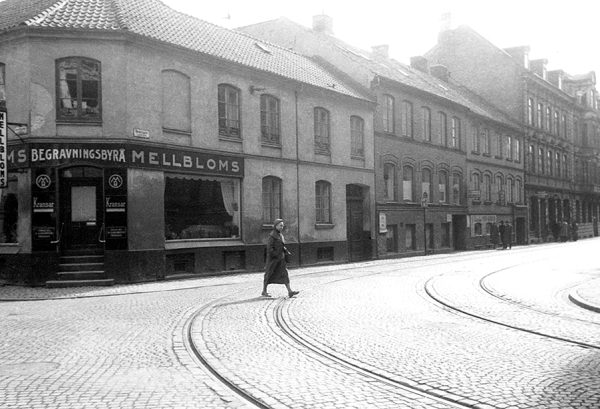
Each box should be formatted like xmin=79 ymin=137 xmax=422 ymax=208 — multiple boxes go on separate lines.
xmin=7 ymin=143 xmax=244 ymax=176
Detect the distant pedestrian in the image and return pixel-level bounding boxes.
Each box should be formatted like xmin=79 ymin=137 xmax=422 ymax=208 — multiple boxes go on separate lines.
xmin=498 ymin=221 xmax=506 ymax=249
xmin=560 ymin=221 xmax=569 ymax=242
xmin=490 ymin=222 xmax=500 ymax=249
xmin=505 ymin=223 xmax=513 ymax=249
xmin=571 ymin=221 xmax=578 ymax=241
xmin=262 ymin=219 xmax=299 ymax=298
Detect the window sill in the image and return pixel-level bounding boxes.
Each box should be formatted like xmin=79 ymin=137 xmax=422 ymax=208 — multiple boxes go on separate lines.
xmin=315 ymin=223 xmax=335 ymax=229
xmin=315 ymin=149 xmax=331 ymax=156
xmin=262 ymin=141 xmax=282 ymax=148
xmin=163 ymin=128 xmax=191 ymax=136
xmin=351 ymin=154 xmax=365 ymax=160
xmin=219 ymin=135 xmax=243 ymax=143
xmin=56 ymin=120 xmax=102 ymax=126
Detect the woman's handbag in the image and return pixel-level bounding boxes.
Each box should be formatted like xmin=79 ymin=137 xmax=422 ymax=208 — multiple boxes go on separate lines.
xmin=284 ymin=247 xmax=292 ymax=263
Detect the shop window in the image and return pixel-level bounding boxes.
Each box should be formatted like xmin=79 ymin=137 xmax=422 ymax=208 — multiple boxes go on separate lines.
xmin=382 ymin=94 xmax=395 ymax=133
xmin=0 ymin=178 xmax=18 ymax=243
xmin=162 ymin=70 xmax=191 ymax=133
xmin=262 ymin=176 xmax=282 ymax=224
xmin=315 ymin=180 xmax=331 ymax=223
xmin=164 ymin=175 xmax=240 ymax=240
xmin=260 ymin=94 xmax=280 ymax=144
xmin=317 ymin=246 xmax=334 ymax=261
xmin=314 ymin=107 xmax=330 ymax=154
xmin=350 ymin=116 xmax=364 ymax=158
xmin=218 ymin=84 xmax=241 ymax=137
xmin=386 ymin=224 xmax=397 ymax=252
xmin=56 ymin=57 xmax=101 ymax=121
xmin=405 ymin=224 xmax=416 ymax=250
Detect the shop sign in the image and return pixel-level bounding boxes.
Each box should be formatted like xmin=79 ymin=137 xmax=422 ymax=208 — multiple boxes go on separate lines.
xmin=8 ymin=143 xmax=244 ymax=177
xmin=133 ymin=128 xmax=150 ymax=139
xmin=106 ymin=226 xmax=126 ymax=239
xmin=106 ymin=196 xmax=126 ymax=212
xmin=33 ymin=196 xmax=55 ymax=213
xmin=33 ymin=226 xmax=55 ymax=240
xmin=0 ymin=108 xmax=7 ymax=188
xmin=379 ymin=212 xmax=387 ymax=233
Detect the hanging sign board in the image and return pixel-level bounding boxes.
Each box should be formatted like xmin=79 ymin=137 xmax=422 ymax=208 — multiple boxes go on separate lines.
xmin=0 ymin=108 xmax=7 ymax=188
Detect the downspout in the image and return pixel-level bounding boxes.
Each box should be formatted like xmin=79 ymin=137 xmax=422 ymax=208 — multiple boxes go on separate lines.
xmin=295 ymin=90 xmax=302 ymax=265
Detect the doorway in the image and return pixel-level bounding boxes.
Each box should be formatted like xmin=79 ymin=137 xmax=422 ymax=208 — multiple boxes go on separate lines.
xmin=346 ymin=185 xmax=366 ymax=261
xmin=59 ymin=167 xmax=104 ymax=251
xmin=452 ymin=215 xmax=467 ymax=250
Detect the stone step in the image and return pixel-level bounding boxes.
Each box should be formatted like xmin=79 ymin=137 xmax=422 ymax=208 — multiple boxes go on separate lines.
xmin=60 ymin=255 xmax=104 ymax=264
xmin=46 ymin=279 xmax=114 ymax=288
xmin=56 ymin=271 xmax=107 ymax=281
xmin=59 ymin=262 xmax=104 ymax=272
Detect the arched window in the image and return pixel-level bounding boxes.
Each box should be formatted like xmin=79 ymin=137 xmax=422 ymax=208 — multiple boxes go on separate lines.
xmin=421 ymin=168 xmax=432 ymax=202
xmin=262 ymin=176 xmax=282 ymax=223
xmin=527 ymin=97 xmax=534 ymax=126
xmin=401 ymin=100 xmax=413 ymax=138
xmin=474 ymin=222 xmax=482 ymax=236
xmin=314 ymin=107 xmax=330 ymax=153
xmin=471 ymin=172 xmax=481 ymax=192
xmin=483 ymin=174 xmax=491 ymax=202
xmin=350 ymin=116 xmax=364 ymax=157
xmin=537 ymin=103 xmax=543 ymax=129
xmin=538 ymin=147 xmax=544 ymax=174
xmin=383 ymin=163 xmax=396 ymax=201
xmin=382 ymin=94 xmax=395 ymax=133
xmin=547 ymin=150 xmax=553 ymax=176
xmin=452 ymin=173 xmax=462 ymax=205
xmin=438 ymin=170 xmax=448 ymax=203
xmin=507 ymin=177 xmax=514 ymax=203
xmin=218 ymin=84 xmax=241 ymax=137
xmin=438 ymin=112 xmax=447 ymax=146
xmin=515 ymin=179 xmax=522 ymax=204
xmin=56 ymin=57 xmax=101 ymax=121
xmin=496 ymin=174 xmax=504 ymax=204
xmin=485 ymin=222 xmax=492 ymax=236
xmin=162 ymin=70 xmax=191 ymax=132
xmin=403 ymin=165 xmax=414 ymax=201
xmin=315 ymin=180 xmax=331 ymax=223
xmin=260 ymin=94 xmax=280 ymax=144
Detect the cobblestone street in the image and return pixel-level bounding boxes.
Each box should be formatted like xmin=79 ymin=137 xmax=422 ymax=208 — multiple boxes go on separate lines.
xmin=1 ymin=239 xmax=600 ymax=408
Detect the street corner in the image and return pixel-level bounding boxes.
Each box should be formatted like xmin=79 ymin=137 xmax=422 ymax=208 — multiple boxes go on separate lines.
xmin=569 ymin=277 xmax=600 ymax=313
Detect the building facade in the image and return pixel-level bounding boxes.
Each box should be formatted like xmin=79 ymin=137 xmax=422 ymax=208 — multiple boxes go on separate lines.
xmin=0 ymin=0 xmax=376 ymax=285
xmin=427 ymin=25 xmax=600 ymax=242
xmin=241 ymin=16 xmax=527 ymax=254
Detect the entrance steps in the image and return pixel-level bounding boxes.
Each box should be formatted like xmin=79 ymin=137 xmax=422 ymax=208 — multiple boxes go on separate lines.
xmin=46 ymin=253 xmax=114 ymax=288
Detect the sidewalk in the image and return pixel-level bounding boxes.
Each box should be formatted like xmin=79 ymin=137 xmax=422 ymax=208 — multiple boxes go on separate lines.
xmin=568 ymin=277 xmax=600 ymax=313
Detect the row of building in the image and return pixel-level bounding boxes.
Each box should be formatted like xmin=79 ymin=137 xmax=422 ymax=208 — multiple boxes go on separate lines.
xmin=0 ymin=0 xmax=598 ymax=285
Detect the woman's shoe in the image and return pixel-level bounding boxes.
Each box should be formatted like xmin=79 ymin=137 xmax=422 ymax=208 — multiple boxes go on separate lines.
xmin=288 ymin=290 xmax=299 ymax=298
xmin=261 ymin=291 xmax=271 ymax=297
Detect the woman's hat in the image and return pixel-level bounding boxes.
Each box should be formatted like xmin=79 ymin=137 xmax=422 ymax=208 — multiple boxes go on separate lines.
xmin=273 ymin=218 xmax=284 ymax=228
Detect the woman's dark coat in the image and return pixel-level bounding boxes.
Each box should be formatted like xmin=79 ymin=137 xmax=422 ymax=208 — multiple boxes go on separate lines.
xmin=264 ymin=230 xmax=290 ymax=285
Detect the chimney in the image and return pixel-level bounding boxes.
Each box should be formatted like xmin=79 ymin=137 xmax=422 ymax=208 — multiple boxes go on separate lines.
xmin=430 ymin=64 xmax=450 ymax=82
xmin=371 ymin=44 xmax=389 ymax=60
xmin=530 ymin=59 xmax=548 ymax=80
xmin=312 ymin=15 xmax=333 ymax=35
xmin=504 ymin=46 xmax=530 ymax=69
xmin=410 ymin=56 xmax=430 ymax=73
xmin=547 ymin=70 xmax=564 ymax=90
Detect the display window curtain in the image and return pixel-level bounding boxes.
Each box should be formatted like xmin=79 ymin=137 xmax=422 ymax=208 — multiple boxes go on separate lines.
xmin=220 ymin=180 xmax=237 ymax=217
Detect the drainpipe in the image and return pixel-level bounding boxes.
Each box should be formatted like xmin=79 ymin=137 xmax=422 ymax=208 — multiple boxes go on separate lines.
xmin=295 ymin=90 xmax=302 ymax=266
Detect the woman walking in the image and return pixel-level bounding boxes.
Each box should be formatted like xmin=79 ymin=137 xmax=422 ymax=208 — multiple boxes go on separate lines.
xmin=262 ymin=219 xmax=299 ymax=298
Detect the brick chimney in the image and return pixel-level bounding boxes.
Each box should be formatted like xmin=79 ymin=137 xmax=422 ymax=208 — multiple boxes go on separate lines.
xmin=312 ymin=15 xmax=333 ymax=35
xmin=430 ymin=64 xmax=450 ymax=82
xmin=371 ymin=44 xmax=389 ymax=60
xmin=410 ymin=56 xmax=430 ymax=73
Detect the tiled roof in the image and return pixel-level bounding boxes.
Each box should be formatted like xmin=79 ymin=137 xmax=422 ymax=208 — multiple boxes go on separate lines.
xmin=0 ymin=0 xmax=368 ymax=100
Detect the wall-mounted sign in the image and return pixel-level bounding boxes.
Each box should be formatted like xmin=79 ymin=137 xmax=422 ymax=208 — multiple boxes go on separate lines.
xmin=446 ymin=213 xmax=452 ymax=222
xmin=8 ymin=143 xmax=244 ymax=177
xmin=108 ymin=174 xmax=123 ymax=189
xmin=35 ymin=174 xmax=51 ymax=189
xmin=0 ymin=108 xmax=7 ymax=188
xmin=133 ymin=128 xmax=150 ymax=139
xmin=379 ymin=212 xmax=387 ymax=234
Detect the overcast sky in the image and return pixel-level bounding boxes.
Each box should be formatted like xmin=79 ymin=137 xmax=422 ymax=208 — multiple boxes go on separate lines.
xmin=161 ymin=0 xmax=599 ymax=78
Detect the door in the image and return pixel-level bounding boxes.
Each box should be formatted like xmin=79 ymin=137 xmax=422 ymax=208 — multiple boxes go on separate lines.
xmin=452 ymin=215 xmax=467 ymax=250
xmin=346 ymin=199 xmax=364 ymax=261
xmin=60 ymin=168 xmax=104 ymax=251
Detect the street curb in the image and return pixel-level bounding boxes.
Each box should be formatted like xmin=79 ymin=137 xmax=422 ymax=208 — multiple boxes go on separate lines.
xmin=568 ymin=290 xmax=600 ymax=313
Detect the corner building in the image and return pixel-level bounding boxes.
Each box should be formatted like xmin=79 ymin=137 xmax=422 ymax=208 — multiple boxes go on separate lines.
xmin=0 ymin=0 xmax=375 ymax=285
xmin=241 ymin=16 xmax=526 ymax=255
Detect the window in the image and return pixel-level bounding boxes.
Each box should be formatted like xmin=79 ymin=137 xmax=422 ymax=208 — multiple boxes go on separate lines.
xmin=556 ymin=152 xmax=561 ymax=178
xmin=260 ymin=94 xmax=280 ymax=144
xmin=527 ymin=97 xmax=534 ymax=126
xmin=506 ymin=136 xmax=513 ymax=160
xmin=496 ymin=133 xmax=503 ymax=158
xmin=0 ymin=177 xmax=18 ymax=243
xmin=262 ymin=176 xmax=282 ymax=224
xmin=515 ymin=179 xmax=522 ymax=203
xmin=383 ymin=163 xmax=396 ymax=201
xmin=315 ymin=181 xmax=331 ymax=223
xmin=405 ymin=224 xmax=416 ymax=250
xmin=350 ymin=116 xmax=365 ymax=157
xmin=165 ymin=175 xmax=240 ymax=240
xmin=514 ymin=138 xmax=520 ymax=162
xmin=528 ymin=145 xmax=535 ymax=173
xmin=496 ymin=175 xmax=504 ymax=204
xmin=403 ymin=166 xmax=414 ymax=201
xmin=547 ymin=150 xmax=553 ymax=176
xmin=56 ymin=57 xmax=101 ymax=121
xmin=562 ymin=114 xmax=567 ymax=138
xmin=537 ymin=103 xmax=543 ymax=129
xmin=553 ymin=111 xmax=559 ymax=135
xmin=438 ymin=170 xmax=448 ymax=203
xmin=472 ymin=128 xmax=480 ymax=153
xmin=421 ymin=168 xmax=432 ymax=203
xmin=438 ymin=112 xmax=447 ymax=146
xmin=382 ymin=94 xmax=395 ymax=133
xmin=162 ymin=70 xmax=191 ymax=133
xmin=485 ymin=222 xmax=492 ymax=235
xmin=451 ymin=117 xmax=460 ymax=149
xmin=474 ymin=222 xmax=482 ymax=236
xmin=0 ymin=63 xmax=5 ymax=104
xmin=482 ymin=128 xmax=490 ymax=155
xmin=563 ymin=154 xmax=568 ymax=178
xmin=218 ymin=84 xmax=240 ymax=137
xmin=386 ymin=225 xmax=398 ymax=252
xmin=471 ymin=172 xmax=481 ymax=197
xmin=314 ymin=107 xmax=330 ymax=153
xmin=506 ymin=177 xmax=514 ymax=202
xmin=401 ymin=100 xmax=413 ymax=138
xmin=452 ymin=173 xmax=461 ymax=205
xmin=545 ymin=106 xmax=551 ymax=131
xmin=422 ymin=107 xmax=431 ymax=141
xmin=483 ymin=174 xmax=491 ymax=202
xmin=538 ymin=147 xmax=544 ymax=174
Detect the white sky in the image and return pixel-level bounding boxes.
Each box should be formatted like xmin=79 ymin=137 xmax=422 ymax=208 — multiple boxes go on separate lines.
xmin=162 ymin=0 xmax=600 ymax=78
